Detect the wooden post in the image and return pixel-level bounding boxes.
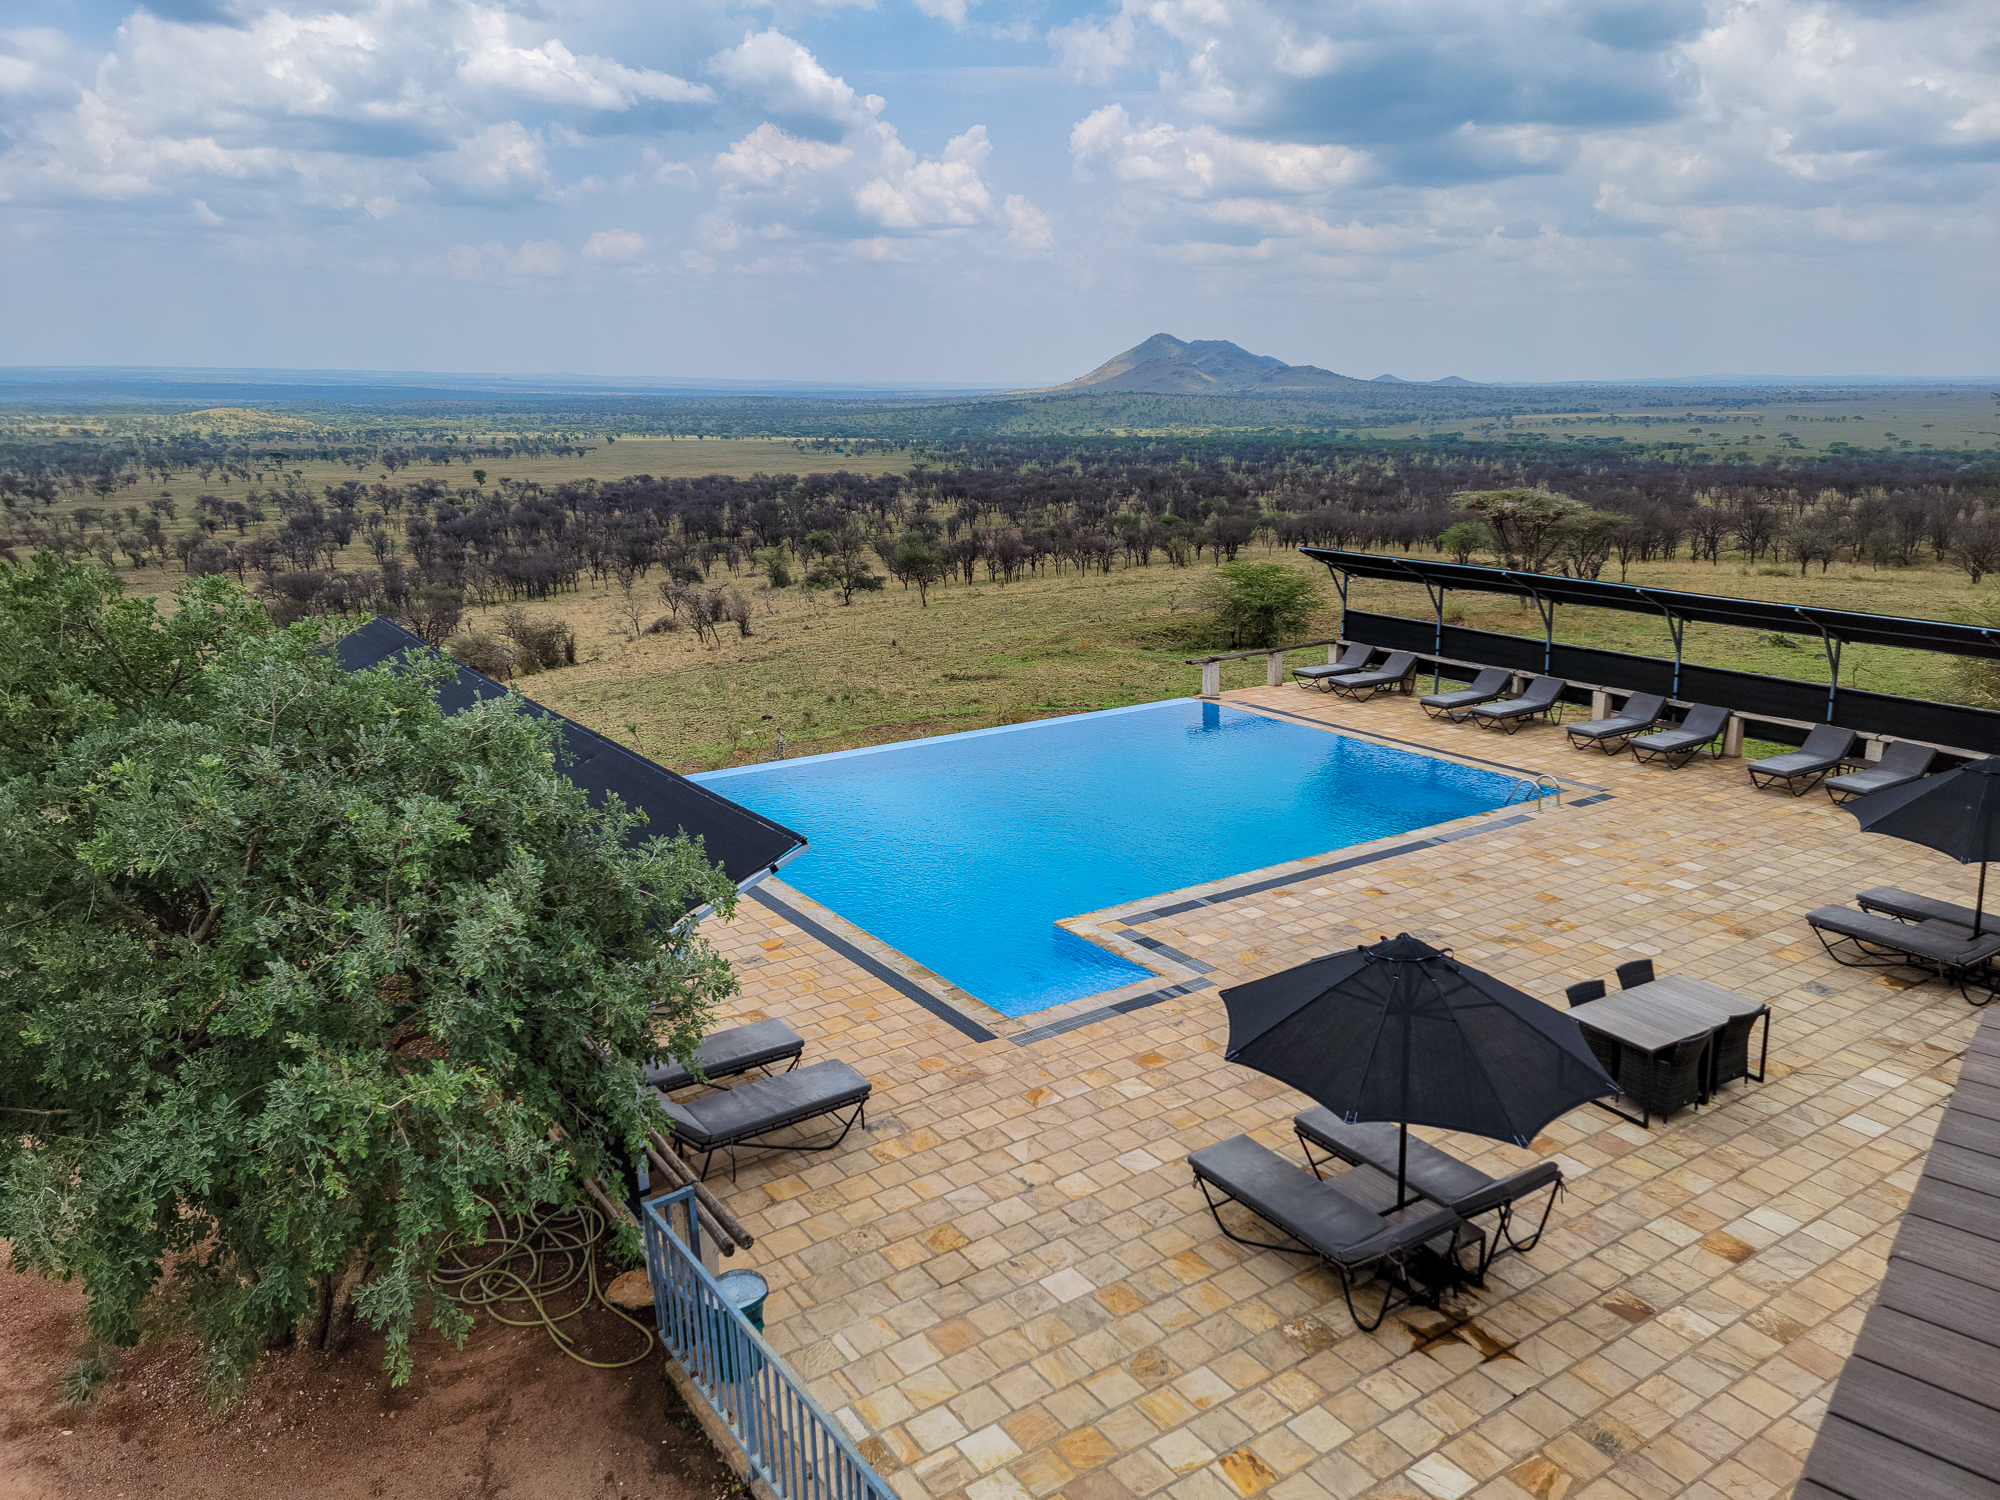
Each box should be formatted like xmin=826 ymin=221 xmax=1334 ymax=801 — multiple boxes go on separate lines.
xmin=1327 ymin=645 xmax=1341 ymax=665
xmin=1266 ymin=652 xmax=1285 ymax=687
xmin=1201 ymin=661 xmax=1221 ymax=698
xmin=1864 ymin=737 xmax=1884 ymax=762
xmin=1590 ymin=689 xmax=1610 ymax=720
xmin=1722 ymin=713 xmax=1745 ymax=758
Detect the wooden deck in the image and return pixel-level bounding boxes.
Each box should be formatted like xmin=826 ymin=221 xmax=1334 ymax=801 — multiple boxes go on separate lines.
xmin=1797 ymin=1007 xmax=2000 ymax=1500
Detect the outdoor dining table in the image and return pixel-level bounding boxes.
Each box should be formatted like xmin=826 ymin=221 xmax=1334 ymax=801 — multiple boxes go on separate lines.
xmin=1569 ymin=975 xmax=1771 ymax=1122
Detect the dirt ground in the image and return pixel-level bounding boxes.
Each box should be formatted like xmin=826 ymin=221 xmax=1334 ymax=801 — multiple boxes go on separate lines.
xmin=0 ymin=1262 xmax=741 ymax=1500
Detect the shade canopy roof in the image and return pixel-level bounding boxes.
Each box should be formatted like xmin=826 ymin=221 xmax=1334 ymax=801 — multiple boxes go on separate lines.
xmin=335 ymin=616 xmax=806 ymax=889
xmin=1301 ymin=549 xmax=2000 ymax=661
xmin=1842 ymin=754 xmax=2000 ymax=865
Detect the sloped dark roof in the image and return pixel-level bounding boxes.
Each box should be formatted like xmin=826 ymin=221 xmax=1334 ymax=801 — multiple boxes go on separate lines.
xmin=1301 ymin=549 xmax=2000 ymax=661
xmin=334 ymin=616 xmax=806 ymax=888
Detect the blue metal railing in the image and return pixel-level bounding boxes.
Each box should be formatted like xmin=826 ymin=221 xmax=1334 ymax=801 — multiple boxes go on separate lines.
xmin=642 ymin=1188 xmax=895 ymax=1500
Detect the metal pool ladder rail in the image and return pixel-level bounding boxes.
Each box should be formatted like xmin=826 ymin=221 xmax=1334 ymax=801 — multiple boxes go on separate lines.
xmin=643 ymin=1187 xmax=894 ymax=1500
xmin=1502 ymin=773 xmax=1563 ymax=812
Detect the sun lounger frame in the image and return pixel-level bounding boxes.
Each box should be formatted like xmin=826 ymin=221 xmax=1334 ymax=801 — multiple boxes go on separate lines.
xmin=1188 ymin=1136 xmax=1472 ymax=1331
xmin=658 ymin=1060 xmax=873 ymax=1180
xmin=1806 ymin=906 xmax=2000 ymax=1006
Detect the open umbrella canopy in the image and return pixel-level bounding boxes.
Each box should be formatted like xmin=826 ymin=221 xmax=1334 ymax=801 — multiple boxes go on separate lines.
xmin=1841 ymin=755 xmax=2000 ymax=935
xmin=1222 ymin=934 xmax=1616 ymax=1150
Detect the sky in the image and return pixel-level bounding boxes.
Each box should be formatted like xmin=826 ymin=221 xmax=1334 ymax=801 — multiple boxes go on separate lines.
xmin=1 ymin=0 xmax=1995 ymax=385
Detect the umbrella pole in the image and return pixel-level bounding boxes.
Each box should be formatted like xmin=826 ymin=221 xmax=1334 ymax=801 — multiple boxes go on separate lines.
xmin=1979 ymin=862 xmax=1989 ymax=940
xmin=1396 ymin=1122 xmax=1411 ymax=1212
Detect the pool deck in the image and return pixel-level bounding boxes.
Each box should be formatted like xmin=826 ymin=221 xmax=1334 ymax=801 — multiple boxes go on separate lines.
xmin=687 ymin=685 xmax=1985 ymax=1500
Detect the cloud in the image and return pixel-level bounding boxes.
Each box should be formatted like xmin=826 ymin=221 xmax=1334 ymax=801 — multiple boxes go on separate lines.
xmin=1051 ymin=0 xmax=2000 ymax=278
xmin=706 ymin=29 xmax=881 ymax=141
xmin=713 ymin=122 xmax=853 ymax=187
xmin=581 ymin=227 xmax=647 ymax=260
xmin=855 ymin=125 xmax=994 ymax=228
xmin=425 ymin=121 xmax=549 ymax=200
xmin=456 ymin=20 xmax=712 ymax=112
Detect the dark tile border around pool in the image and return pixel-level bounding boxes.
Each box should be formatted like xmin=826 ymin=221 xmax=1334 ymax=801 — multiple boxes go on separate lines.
xmin=1009 ymin=798 xmax=1611 ymax=1045
xmin=746 ymin=885 xmax=1000 ymax=1044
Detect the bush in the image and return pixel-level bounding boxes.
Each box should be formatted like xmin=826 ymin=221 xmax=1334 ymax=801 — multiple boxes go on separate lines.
xmin=499 ymin=608 xmax=575 ymax=671
xmin=1196 ymin=561 xmax=1326 ymax=649
xmin=446 ymin=629 xmax=518 ymax=680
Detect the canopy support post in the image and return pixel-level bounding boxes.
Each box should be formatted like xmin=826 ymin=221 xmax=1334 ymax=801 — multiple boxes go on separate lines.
xmin=1795 ymin=608 xmax=1841 ymax=722
xmin=1531 ymin=592 xmax=1556 ymax=675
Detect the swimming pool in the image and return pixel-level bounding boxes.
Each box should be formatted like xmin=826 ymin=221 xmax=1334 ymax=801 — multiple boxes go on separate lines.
xmin=695 ymin=700 xmax=1523 ymax=1018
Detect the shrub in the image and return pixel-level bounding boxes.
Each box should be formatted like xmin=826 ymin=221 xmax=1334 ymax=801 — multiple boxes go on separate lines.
xmin=446 ymin=629 xmax=518 ymax=680
xmin=499 ymin=608 xmax=575 ymax=671
xmin=1196 ymin=561 xmax=1325 ymax=649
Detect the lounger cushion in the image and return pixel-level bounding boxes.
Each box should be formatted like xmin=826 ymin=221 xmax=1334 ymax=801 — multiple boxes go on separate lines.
xmin=1422 ymin=686 xmax=1500 ymax=711
xmin=1825 ymin=766 xmax=1925 ymax=798
xmin=1189 ymin=1135 xmax=1460 ymax=1266
xmin=1295 ymin=1112 xmax=1491 ymax=1197
xmin=1292 ymin=664 xmax=1358 ymax=681
xmin=1468 ymin=677 xmax=1563 ymax=721
xmin=1568 ymin=714 xmax=1652 ymax=741
xmin=1856 ymin=886 xmax=1983 ymax=929
xmin=644 ymin=1018 xmax=805 ymax=1093
xmin=1806 ymin=907 xmax=2000 ymax=966
xmin=657 ymin=1059 xmax=870 ymax=1149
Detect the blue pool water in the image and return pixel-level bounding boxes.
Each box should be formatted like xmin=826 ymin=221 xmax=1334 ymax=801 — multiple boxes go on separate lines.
xmin=695 ymin=701 xmax=1521 ymax=1018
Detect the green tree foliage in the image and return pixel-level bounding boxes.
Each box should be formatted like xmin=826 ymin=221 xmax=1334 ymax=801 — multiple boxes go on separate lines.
xmin=1451 ymin=489 xmax=1589 ymax=573
xmin=890 ymin=534 xmax=947 ymax=608
xmin=1196 ymin=561 xmax=1326 ymax=649
xmin=0 ymin=559 xmax=737 ymax=1387
xmin=1437 ymin=521 xmax=1490 ymax=565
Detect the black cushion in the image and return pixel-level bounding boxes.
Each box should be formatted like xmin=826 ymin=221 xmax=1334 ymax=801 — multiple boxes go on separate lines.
xmin=1856 ymin=886 xmax=1983 ymax=930
xmin=644 ymin=1019 xmax=804 ymax=1093
xmin=1189 ymin=1135 xmax=1460 ymax=1265
xmin=1807 ymin=907 xmax=2000 ymax=965
xmin=1294 ymin=1112 xmax=1496 ymax=1205
xmin=657 ymin=1059 xmax=870 ymax=1149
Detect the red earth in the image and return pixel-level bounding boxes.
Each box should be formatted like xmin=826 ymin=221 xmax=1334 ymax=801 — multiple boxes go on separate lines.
xmin=0 ymin=1259 xmax=739 ymax=1500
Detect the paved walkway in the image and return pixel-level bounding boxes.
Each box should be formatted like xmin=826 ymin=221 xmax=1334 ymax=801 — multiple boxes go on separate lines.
xmin=690 ymin=686 xmax=1985 ymax=1500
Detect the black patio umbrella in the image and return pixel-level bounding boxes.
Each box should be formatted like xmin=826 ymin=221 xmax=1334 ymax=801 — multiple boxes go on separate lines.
xmin=1841 ymin=755 xmax=2000 ymax=936
xmin=1222 ymin=933 xmax=1616 ymax=1208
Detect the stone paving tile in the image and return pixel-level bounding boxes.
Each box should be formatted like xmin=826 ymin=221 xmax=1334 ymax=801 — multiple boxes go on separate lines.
xmin=684 ymin=685 xmax=1985 ymax=1500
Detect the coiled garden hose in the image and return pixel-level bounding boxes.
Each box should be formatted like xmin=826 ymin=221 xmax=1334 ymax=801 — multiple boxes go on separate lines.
xmin=434 ymin=1196 xmax=656 ymax=1370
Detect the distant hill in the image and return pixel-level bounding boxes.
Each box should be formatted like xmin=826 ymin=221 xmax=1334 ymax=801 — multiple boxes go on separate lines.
xmin=1034 ymin=334 xmax=1372 ymax=395
xmin=1375 ymin=373 xmax=1482 ymax=385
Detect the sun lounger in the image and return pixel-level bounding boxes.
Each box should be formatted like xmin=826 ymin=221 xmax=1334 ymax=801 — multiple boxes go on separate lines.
xmin=644 ymin=1019 xmax=805 ymax=1094
xmin=1292 ymin=642 xmax=1375 ymax=690
xmin=1420 ymin=668 xmax=1512 ymax=721
xmin=1293 ymin=1111 xmax=1562 ymax=1280
xmin=656 ymin=1059 xmax=872 ymax=1179
xmin=1328 ymin=650 xmax=1419 ymax=702
xmin=1629 ymin=704 xmax=1729 ymax=767
xmin=1466 ymin=675 xmax=1565 ymax=734
xmin=1747 ymin=724 xmax=1858 ymax=795
xmin=1565 ymin=693 xmax=1666 ymax=753
xmin=1189 ymin=1135 xmax=1470 ymax=1330
xmin=1806 ymin=906 xmax=2000 ymax=1005
xmin=1856 ymin=885 xmax=1985 ymax=930
xmin=1823 ymin=741 xmax=1937 ymax=803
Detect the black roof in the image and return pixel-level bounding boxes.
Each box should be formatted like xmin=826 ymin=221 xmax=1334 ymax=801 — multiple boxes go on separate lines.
xmin=1302 ymin=549 xmax=2000 ymax=661
xmin=334 ymin=616 xmax=806 ymax=888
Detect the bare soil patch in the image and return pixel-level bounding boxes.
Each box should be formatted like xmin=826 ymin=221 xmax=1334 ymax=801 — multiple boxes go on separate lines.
xmin=0 ymin=1263 xmax=738 ymax=1500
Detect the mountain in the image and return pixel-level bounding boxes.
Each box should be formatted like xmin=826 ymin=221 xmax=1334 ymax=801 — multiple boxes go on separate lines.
xmin=1035 ymin=334 xmax=1370 ymax=395
xmin=1377 ymin=373 xmax=1482 ymax=385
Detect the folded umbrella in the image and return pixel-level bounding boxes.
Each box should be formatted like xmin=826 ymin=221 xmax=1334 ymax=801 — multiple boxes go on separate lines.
xmin=1222 ymin=933 xmax=1616 ymax=1208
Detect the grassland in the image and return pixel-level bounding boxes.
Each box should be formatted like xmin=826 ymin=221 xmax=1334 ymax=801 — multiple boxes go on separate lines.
xmin=1349 ymin=386 xmax=2000 ymax=453
xmin=403 ymin=544 xmax=1992 ymax=772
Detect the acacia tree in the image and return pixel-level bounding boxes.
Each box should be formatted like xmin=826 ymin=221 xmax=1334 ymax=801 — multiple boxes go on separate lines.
xmin=0 ymin=559 xmax=736 ymax=1386
xmin=1451 ymin=489 xmax=1588 ymax=574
